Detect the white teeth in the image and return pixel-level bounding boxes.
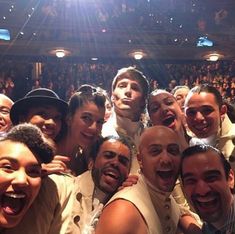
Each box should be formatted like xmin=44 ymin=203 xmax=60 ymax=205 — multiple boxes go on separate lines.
xmin=5 ymin=193 xmax=26 ymax=199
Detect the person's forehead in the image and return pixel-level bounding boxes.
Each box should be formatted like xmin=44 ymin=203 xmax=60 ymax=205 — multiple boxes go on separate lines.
xmin=115 ymin=75 xmax=142 ymax=87
xmin=186 ymin=92 xmax=218 ymax=106
xmin=182 ymin=151 xmax=223 ymax=173
xmin=99 ymin=139 xmax=131 ymax=158
xmin=0 ymin=140 xmax=38 ymax=162
xmin=150 ymin=92 xmax=174 ymax=102
xmin=0 ymin=96 xmax=13 ymax=108
xmin=141 ymin=129 xmax=178 ymax=148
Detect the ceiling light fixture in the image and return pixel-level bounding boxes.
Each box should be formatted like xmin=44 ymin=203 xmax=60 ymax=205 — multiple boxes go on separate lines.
xmin=55 ymin=50 xmax=66 ymax=58
xmin=133 ymin=52 xmax=143 ymax=60
xmin=203 ymin=52 xmax=224 ymax=61
xmin=48 ymin=48 xmax=71 ymax=58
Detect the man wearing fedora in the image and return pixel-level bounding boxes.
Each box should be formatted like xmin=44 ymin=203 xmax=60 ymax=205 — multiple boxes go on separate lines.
xmin=10 ymin=88 xmax=68 ymax=142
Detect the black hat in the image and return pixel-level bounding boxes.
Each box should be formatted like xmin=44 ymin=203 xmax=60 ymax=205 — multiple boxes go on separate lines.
xmin=10 ymin=88 xmax=68 ymax=125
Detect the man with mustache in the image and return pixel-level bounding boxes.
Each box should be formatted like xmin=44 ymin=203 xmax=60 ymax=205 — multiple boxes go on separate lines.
xmin=96 ymin=126 xmax=201 ymax=234
xmin=181 ymin=144 xmax=235 ymax=233
xmin=102 ymin=66 xmax=149 ymax=173
xmin=70 ymin=135 xmax=133 ymax=233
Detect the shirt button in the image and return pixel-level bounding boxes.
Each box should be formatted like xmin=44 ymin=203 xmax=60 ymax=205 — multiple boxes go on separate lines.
xmin=165 ymin=226 xmax=171 ymax=232
xmin=73 ymin=215 xmax=80 ymax=224
xmin=164 ymin=204 xmax=170 ymax=209
xmin=76 ymin=193 xmax=82 ymax=201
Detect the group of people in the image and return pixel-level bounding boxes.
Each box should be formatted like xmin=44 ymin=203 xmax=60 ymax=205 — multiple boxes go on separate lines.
xmin=0 ymin=66 xmax=234 ymax=233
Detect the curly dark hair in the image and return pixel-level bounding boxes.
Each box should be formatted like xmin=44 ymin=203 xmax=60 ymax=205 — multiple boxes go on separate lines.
xmin=1 ymin=123 xmax=55 ymax=164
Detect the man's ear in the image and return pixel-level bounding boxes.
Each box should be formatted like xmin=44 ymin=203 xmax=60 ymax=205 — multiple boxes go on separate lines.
xmin=220 ymin=104 xmax=227 ymax=121
xmin=111 ymin=94 xmax=115 ymax=103
xmin=137 ymin=152 xmax=143 ymax=169
xmin=88 ymin=159 xmax=94 ymax=170
xmin=228 ymin=169 xmax=234 ymax=190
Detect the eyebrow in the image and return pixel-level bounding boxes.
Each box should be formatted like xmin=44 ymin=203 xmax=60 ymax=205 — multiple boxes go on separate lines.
xmin=182 ymin=172 xmax=194 ymax=179
xmin=182 ymin=169 xmax=222 ymax=179
xmin=103 ymin=150 xmax=130 ymax=160
xmin=0 ymin=156 xmax=40 ymax=167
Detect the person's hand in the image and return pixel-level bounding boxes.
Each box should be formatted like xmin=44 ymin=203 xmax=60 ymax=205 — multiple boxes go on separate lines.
xmin=118 ymin=174 xmax=139 ymax=191
xmin=42 ymin=155 xmax=70 ymax=176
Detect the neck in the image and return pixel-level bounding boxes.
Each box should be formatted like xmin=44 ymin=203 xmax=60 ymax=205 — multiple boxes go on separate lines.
xmin=93 ymin=186 xmax=111 ymax=205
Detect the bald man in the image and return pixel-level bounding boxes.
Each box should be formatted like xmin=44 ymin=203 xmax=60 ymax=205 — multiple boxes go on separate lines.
xmin=96 ymin=126 xmax=201 ymax=234
xmin=0 ymin=94 xmax=13 ymax=135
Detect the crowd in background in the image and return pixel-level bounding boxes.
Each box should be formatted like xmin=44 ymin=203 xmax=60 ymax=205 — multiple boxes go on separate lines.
xmin=0 ymin=59 xmax=235 ymax=105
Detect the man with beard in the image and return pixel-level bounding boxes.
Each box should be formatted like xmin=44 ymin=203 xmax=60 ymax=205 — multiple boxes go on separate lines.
xmin=70 ymin=135 xmax=132 ymax=233
xmin=184 ymin=84 xmax=235 ymax=170
xmin=102 ymin=66 xmax=149 ymax=173
xmin=181 ymin=144 xmax=235 ymax=233
xmin=96 ymin=126 xmax=201 ymax=234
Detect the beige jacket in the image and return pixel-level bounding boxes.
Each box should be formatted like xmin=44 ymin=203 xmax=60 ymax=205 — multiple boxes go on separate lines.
xmin=4 ymin=174 xmax=75 ymax=234
xmin=107 ymin=173 xmax=180 ymax=234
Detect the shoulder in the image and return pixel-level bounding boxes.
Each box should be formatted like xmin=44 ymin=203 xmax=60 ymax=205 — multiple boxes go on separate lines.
xmin=96 ymin=199 xmax=147 ymax=234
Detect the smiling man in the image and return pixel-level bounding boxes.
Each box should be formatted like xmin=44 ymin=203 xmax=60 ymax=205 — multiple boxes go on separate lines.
xmin=0 ymin=94 xmax=14 ymax=136
xmin=96 ymin=126 xmax=200 ymax=234
xmin=10 ymin=88 xmax=68 ymax=142
xmin=0 ymin=123 xmax=54 ymax=230
xmin=102 ymin=67 xmax=149 ymax=173
xmin=184 ymin=84 xmax=235 ymax=169
xmin=69 ymin=135 xmax=133 ymax=233
xmin=181 ymin=144 xmax=235 ymax=233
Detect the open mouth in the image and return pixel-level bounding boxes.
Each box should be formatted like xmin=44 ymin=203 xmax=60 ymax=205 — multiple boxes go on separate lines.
xmin=162 ymin=116 xmax=176 ymax=128
xmin=194 ymin=196 xmax=219 ymax=212
xmin=1 ymin=192 xmax=27 ymax=216
xmin=157 ymin=170 xmax=173 ymax=179
xmin=103 ymin=170 xmax=119 ymax=180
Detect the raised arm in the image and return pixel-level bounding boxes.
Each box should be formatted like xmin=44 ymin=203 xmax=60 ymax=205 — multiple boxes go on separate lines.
xmin=95 ymin=199 xmax=148 ymax=234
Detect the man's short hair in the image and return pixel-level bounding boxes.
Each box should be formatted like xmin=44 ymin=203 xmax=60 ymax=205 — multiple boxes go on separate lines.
xmin=180 ymin=144 xmax=231 ymax=180
xmin=112 ymin=67 xmax=149 ymax=100
xmin=185 ymin=84 xmax=223 ymax=108
xmin=171 ymin=85 xmax=190 ymax=95
xmin=89 ymin=135 xmax=134 ymax=164
xmin=0 ymin=123 xmax=55 ymax=164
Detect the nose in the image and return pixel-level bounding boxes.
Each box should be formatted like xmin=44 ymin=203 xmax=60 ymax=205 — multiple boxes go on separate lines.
xmin=195 ymin=111 xmax=205 ymax=121
xmin=124 ymin=85 xmax=132 ymax=97
xmin=194 ymin=180 xmax=211 ymax=196
xmin=45 ymin=118 xmax=56 ymax=126
xmin=12 ymin=170 xmax=29 ymax=187
xmin=159 ymin=150 xmax=172 ymax=167
xmin=89 ymin=121 xmax=98 ymax=132
xmin=161 ymin=104 xmax=170 ymax=114
xmin=110 ymin=156 xmax=119 ymax=168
